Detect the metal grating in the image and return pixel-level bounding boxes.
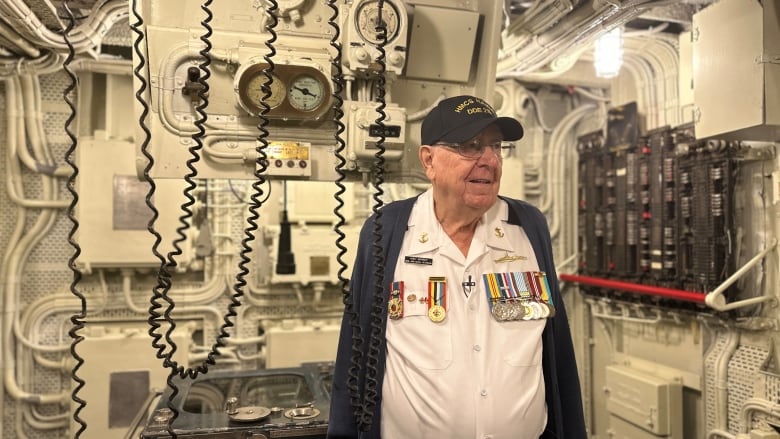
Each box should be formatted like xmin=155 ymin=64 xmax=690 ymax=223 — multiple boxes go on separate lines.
xmin=103 ymin=17 xmax=132 ymax=47
xmin=704 ymin=332 xmax=729 ymax=433
xmin=23 ymin=0 xmax=62 ymax=30
xmin=727 ymin=344 xmax=771 ymax=433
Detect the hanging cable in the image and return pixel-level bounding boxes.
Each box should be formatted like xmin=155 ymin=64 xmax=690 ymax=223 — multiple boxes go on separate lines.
xmin=130 ymin=0 xmax=179 ymax=436
xmin=361 ymin=0 xmax=389 ymax=431
xmin=132 ymin=1 xmax=244 ymax=437
xmin=62 ymin=1 xmax=87 ymax=437
xmin=224 ymin=0 xmax=278 ymax=391
xmin=327 ymin=0 xmax=365 ymax=423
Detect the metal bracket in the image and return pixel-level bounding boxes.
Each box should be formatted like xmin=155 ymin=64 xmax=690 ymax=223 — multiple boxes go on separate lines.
xmin=734 ymin=317 xmax=778 ymax=332
xmin=756 ymin=54 xmax=780 ymax=64
xmin=705 ymin=238 xmax=778 ymax=312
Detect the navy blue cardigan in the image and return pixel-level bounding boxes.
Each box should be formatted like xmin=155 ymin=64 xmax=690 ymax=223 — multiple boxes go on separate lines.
xmin=327 ymin=196 xmax=587 ymax=438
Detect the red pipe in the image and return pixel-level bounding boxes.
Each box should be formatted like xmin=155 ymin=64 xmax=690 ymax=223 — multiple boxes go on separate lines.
xmin=559 ymin=273 xmax=706 ymax=304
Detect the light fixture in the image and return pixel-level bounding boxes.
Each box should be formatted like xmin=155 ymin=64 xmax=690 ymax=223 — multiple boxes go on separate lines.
xmin=594 ymin=27 xmax=624 ymax=78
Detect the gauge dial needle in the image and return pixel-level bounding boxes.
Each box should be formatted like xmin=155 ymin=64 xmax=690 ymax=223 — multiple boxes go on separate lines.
xmin=293 ymin=86 xmax=317 ymax=98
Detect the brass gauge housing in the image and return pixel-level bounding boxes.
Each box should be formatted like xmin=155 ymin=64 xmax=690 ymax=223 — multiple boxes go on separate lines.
xmin=355 ymin=0 xmax=401 ymax=45
xmin=235 ymin=63 xmax=286 ymax=115
xmin=234 ymin=61 xmax=332 ymax=119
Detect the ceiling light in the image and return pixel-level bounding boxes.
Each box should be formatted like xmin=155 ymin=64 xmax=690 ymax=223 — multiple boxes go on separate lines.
xmin=594 ymin=27 xmax=624 ymax=78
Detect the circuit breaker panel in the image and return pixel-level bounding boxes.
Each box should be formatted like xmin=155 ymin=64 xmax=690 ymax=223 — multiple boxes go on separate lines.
xmin=576 ymin=104 xmax=745 ymax=307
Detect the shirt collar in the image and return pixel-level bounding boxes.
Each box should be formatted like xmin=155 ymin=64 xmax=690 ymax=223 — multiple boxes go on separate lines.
xmin=406 ymin=190 xmax=515 ymax=254
xmin=482 ymin=198 xmax=514 ymax=253
xmin=406 ymin=190 xmax=441 ymax=255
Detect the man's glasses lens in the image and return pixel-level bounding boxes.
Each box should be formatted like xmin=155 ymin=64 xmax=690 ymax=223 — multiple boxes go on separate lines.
xmin=436 ymin=141 xmax=515 ymax=159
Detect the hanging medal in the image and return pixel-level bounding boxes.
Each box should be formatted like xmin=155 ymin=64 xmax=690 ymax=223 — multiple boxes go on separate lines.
xmin=536 ymin=272 xmax=556 ymax=317
xmin=483 ymin=273 xmax=504 ymax=321
xmin=388 ymin=281 xmax=404 ymax=320
xmin=503 ymin=272 xmax=525 ymax=321
xmin=523 ymin=271 xmax=544 ymax=319
xmin=530 ymin=272 xmax=551 ymax=318
xmin=497 ymin=273 xmax=519 ymax=321
xmin=512 ymin=271 xmax=534 ymax=320
xmin=427 ymin=277 xmax=447 ymax=323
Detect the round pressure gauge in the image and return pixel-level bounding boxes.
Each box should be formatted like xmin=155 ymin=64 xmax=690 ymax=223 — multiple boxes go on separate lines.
xmin=235 ymin=63 xmax=286 ymax=115
xmin=288 ymin=74 xmax=325 ymax=112
xmin=355 ymin=0 xmax=401 ymax=46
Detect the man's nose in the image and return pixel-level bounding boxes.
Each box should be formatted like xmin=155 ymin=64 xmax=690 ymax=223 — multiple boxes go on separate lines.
xmin=476 ymin=145 xmax=501 ymax=163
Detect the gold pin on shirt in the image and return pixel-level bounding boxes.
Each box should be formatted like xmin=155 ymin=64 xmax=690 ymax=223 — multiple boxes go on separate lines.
xmin=419 ymin=232 xmax=429 ymax=243
xmin=494 ymin=252 xmax=527 ymax=263
xmin=494 ymin=227 xmax=504 ymax=238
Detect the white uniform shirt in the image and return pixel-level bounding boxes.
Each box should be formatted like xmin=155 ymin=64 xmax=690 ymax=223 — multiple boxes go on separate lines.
xmin=381 ymin=190 xmax=547 ymax=439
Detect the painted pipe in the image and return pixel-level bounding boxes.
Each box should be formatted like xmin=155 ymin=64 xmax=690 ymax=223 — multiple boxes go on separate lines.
xmin=559 ymin=273 xmax=706 ymax=303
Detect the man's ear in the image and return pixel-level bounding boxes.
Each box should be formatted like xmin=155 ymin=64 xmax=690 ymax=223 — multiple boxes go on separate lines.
xmin=419 ymin=145 xmax=433 ymax=169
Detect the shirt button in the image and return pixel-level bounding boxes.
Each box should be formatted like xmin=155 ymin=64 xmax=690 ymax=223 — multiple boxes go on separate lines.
xmin=480 ymin=389 xmax=488 ymax=397
xmin=473 ymin=345 xmax=481 ymax=352
xmin=469 ymin=304 xmax=477 ymax=311
xmin=483 ymin=436 xmax=493 ymax=439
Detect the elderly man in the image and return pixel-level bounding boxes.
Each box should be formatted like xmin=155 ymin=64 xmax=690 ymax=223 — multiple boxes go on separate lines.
xmin=328 ymin=95 xmax=586 ymax=439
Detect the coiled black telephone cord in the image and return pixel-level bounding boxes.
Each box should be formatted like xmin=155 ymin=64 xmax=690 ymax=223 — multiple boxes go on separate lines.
xmin=62 ymin=1 xmax=88 ymax=437
xmin=131 ymin=0 xmax=279 ymax=436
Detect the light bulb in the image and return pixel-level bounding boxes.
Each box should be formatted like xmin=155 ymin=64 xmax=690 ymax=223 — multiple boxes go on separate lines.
xmin=594 ymin=27 xmax=623 ymax=79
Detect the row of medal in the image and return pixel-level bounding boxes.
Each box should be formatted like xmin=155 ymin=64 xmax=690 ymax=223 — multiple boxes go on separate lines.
xmin=387 ymin=277 xmax=447 ymax=323
xmin=387 ymin=272 xmax=555 ymax=323
xmin=483 ymin=271 xmax=556 ymax=322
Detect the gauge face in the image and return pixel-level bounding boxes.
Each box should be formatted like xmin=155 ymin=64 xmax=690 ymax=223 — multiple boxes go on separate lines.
xmin=236 ymin=63 xmax=286 ymax=115
xmin=288 ymin=74 xmax=325 ymax=112
xmin=245 ymin=73 xmax=285 ymax=111
xmin=355 ymin=0 xmax=400 ymax=46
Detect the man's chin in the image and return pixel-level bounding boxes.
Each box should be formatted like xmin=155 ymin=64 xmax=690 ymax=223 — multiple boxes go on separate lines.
xmin=463 ymin=193 xmax=498 ymax=210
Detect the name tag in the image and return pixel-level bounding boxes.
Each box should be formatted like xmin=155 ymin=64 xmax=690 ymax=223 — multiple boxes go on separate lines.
xmin=404 ymin=256 xmax=433 ymax=265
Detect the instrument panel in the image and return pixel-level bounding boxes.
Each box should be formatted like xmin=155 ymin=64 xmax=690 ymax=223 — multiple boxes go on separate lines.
xmin=234 ymin=60 xmax=332 ymax=120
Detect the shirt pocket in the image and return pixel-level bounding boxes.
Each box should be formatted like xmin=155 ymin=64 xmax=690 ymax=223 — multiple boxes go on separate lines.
xmin=386 ymin=290 xmax=453 ymax=370
xmin=493 ymin=318 xmax=546 ymax=367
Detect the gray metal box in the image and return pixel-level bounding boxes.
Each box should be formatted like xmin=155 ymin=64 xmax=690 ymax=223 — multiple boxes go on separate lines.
xmin=692 ymin=0 xmax=780 ymax=141
xmin=405 ymin=5 xmax=480 ymax=83
xmin=605 ymin=365 xmax=683 ymax=438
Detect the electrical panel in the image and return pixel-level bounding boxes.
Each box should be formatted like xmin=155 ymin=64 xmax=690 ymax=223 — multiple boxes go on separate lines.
xmin=76 ymin=139 xmax=194 ymax=272
xmin=606 ymin=103 xmax=640 ymax=278
xmin=641 ymin=126 xmax=677 ymax=284
xmin=674 ymin=125 xmax=738 ymax=295
xmin=344 ymin=100 xmax=407 ymax=162
xmin=576 ymin=104 xmax=746 ymax=307
xmin=341 ymin=0 xmax=410 ymax=77
xmin=578 ymin=130 xmax=607 ymax=275
xmin=71 ymin=324 xmax=191 ymax=439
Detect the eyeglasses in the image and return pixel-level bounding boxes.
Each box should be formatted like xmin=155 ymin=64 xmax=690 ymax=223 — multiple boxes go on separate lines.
xmin=434 ymin=140 xmax=515 ymax=159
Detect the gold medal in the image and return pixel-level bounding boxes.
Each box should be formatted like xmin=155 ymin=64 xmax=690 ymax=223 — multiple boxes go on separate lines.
xmin=388 ymin=297 xmax=403 ymax=319
xmin=388 ymin=282 xmax=404 ymax=320
xmin=427 ymin=277 xmax=447 ymax=322
xmin=428 ymin=304 xmax=446 ymax=323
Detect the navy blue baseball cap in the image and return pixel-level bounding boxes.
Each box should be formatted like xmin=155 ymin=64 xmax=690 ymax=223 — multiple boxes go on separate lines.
xmin=421 ymin=95 xmax=524 ymax=146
